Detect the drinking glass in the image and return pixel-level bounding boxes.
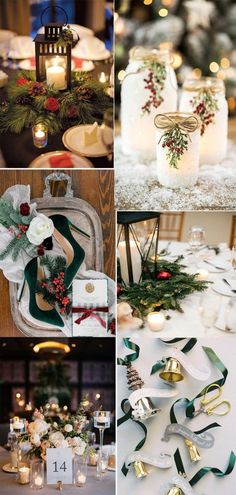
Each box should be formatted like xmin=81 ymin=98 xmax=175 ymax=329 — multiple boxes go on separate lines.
xmin=100 ymin=109 xmax=113 ymax=160
xmin=30 ymin=460 xmax=44 ymax=490
xmin=225 ymin=297 xmax=236 ymax=333
xmin=199 ymin=292 xmax=220 ymax=332
xmin=74 ymin=456 xmax=87 ymax=487
xmin=188 ymin=226 xmax=206 ymax=252
xmin=96 ymin=452 xmax=108 ymax=480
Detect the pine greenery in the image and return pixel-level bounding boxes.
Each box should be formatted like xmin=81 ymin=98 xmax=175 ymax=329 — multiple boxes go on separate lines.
xmin=0 ymin=70 xmax=112 ymax=135
xmin=36 ymin=255 xmax=72 ymax=316
xmin=119 ymin=256 xmax=210 ymax=316
xmin=0 ymin=198 xmax=35 ymax=261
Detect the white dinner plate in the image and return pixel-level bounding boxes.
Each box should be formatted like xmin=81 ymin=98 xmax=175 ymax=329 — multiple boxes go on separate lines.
xmin=212 ymin=280 xmax=236 ymax=297
xmin=200 ymin=258 xmax=231 ymax=273
xmin=63 ymin=125 xmax=108 ymax=157
xmin=72 ymin=44 xmax=111 ymax=61
xmin=18 ymin=58 xmax=95 ymax=72
xmin=29 ymin=151 xmax=93 ymax=169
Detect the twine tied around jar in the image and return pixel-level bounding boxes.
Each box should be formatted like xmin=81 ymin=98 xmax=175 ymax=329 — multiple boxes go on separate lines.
xmin=154 ymin=113 xmax=199 ymax=138
xmin=122 ymin=46 xmax=174 ymax=83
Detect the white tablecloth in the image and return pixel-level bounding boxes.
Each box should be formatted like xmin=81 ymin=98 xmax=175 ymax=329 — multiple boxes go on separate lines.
xmin=118 ymin=241 xmax=236 ymax=338
xmin=117 ymin=338 xmax=236 ymax=495
xmin=0 ymin=448 xmax=115 ymax=495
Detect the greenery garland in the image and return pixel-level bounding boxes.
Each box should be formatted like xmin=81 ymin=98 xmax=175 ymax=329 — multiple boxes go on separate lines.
xmin=0 ymin=70 xmax=112 ymax=135
xmin=118 ymin=256 xmax=210 ymax=316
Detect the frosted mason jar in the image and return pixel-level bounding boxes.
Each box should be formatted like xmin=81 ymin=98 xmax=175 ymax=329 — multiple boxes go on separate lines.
xmin=179 ymin=78 xmax=228 ymax=164
xmin=121 ymin=47 xmax=178 ymax=161
xmin=155 ymin=113 xmax=200 ymax=189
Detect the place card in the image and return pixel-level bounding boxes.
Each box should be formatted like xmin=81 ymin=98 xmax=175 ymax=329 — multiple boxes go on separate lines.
xmin=46 ymin=448 xmax=73 ymax=485
xmin=72 ymin=279 xmax=108 ymax=336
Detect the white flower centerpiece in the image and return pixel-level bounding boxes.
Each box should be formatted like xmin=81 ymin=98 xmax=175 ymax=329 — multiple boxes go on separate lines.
xmin=19 ymin=411 xmax=88 ymax=460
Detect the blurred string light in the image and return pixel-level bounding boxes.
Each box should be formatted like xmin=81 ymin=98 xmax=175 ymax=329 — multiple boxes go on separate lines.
xmin=172 ymin=52 xmax=183 ymax=69
xmin=118 ymin=70 xmax=126 ymax=81
xmin=209 ymin=61 xmax=219 ymax=73
xmin=220 ymin=57 xmax=230 ymax=69
xmin=159 ymin=8 xmax=169 ymax=16
xmin=115 ymin=14 xmax=125 ymax=36
xmin=143 ymin=0 xmax=153 ymax=5
xmin=162 ymin=0 xmax=174 ymax=5
xmin=192 ymin=68 xmax=202 ymax=78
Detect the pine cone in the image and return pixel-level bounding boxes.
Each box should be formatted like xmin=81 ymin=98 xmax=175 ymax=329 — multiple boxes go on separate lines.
xmin=28 ymin=82 xmax=47 ymax=97
xmin=76 ymin=87 xmax=94 ymax=101
xmin=15 ymin=95 xmax=33 ymax=105
xmin=126 ymin=363 xmax=144 ymax=391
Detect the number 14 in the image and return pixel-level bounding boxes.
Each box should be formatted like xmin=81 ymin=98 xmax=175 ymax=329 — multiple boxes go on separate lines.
xmin=53 ymin=461 xmax=67 ymax=473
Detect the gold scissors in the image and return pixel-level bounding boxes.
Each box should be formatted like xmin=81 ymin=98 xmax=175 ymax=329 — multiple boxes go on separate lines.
xmin=193 ymin=383 xmax=231 ymax=417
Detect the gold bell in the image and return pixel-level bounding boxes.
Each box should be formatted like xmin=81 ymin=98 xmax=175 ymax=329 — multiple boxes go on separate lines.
xmin=135 ymin=397 xmax=160 ymax=420
xmin=159 ymin=358 xmax=184 ymax=383
xmin=184 ymin=439 xmax=201 ymax=462
xmin=167 ymin=486 xmax=182 ymax=495
xmin=133 ymin=460 xmax=148 ymax=479
xmin=57 ymin=481 xmax=63 ymax=491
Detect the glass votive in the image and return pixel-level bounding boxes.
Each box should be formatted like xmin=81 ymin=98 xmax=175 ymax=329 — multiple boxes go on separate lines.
xmin=147 ymin=312 xmax=165 ymax=332
xmin=108 ymin=445 xmax=116 ymax=470
xmin=74 ymin=456 xmax=87 ymax=487
xmin=12 ymin=416 xmax=26 ymax=434
xmin=17 ymin=462 xmax=31 ymax=485
xmin=32 ymin=124 xmax=48 ymax=149
xmin=88 ymin=451 xmax=98 ymax=466
xmin=96 ymin=453 xmax=108 ymax=479
xmin=94 ymin=411 xmax=111 ymax=429
xmin=30 ymin=460 xmax=44 ymax=490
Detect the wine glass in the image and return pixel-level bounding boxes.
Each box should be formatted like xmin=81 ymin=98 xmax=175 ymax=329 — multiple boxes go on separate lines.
xmin=199 ymin=292 xmax=220 ymax=333
xmin=94 ymin=411 xmax=110 ymax=455
xmin=225 ymin=297 xmax=236 ymax=332
xmin=188 ymin=226 xmax=206 ymax=252
xmin=231 ymin=245 xmax=236 ymax=278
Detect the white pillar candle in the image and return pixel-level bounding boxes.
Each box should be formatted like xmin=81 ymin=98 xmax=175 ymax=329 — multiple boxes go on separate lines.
xmin=18 ymin=466 xmax=30 ymax=485
xmin=34 ymin=475 xmax=43 ymax=488
xmin=179 ymin=78 xmax=228 ymax=164
xmin=147 ymin=312 xmax=165 ymax=332
xmin=196 ymin=269 xmax=208 ymax=281
xmin=99 ymin=71 xmax=108 ymax=84
xmin=155 ymin=112 xmax=200 ymax=189
xmin=118 ymin=240 xmax=142 ymax=284
xmin=121 ymin=47 xmax=178 ymax=161
xmin=46 ymin=64 xmax=66 ymax=90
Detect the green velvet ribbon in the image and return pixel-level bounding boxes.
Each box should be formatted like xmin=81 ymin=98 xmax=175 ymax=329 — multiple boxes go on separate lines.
xmin=117 ymin=338 xmax=140 ymax=366
xmin=118 ymin=398 xmax=147 ymax=476
xmin=169 ymin=345 xmax=228 ymax=422
xmin=174 ymin=448 xmax=236 ymax=487
xmin=151 ymin=338 xmax=197 ymax=375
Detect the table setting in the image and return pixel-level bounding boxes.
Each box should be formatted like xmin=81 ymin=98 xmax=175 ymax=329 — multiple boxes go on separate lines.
xmin=117 ymin=214 xmax=236 ymax=338
xmin=0 ymin=6 xmax=114 ymax=169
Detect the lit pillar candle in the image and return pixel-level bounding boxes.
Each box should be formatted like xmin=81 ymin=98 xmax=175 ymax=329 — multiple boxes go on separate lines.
xmin=196 ymin=269 xmax=208 ymax=281
xmin=46 ymin=62 xmax=66 ymax=90
xmin=147 ymin=312 xmax=165 ymax=331
xmin=118 ymin=240 xmax=142 ymax=284
xmin=99 ymin=71 xmax=108 ymax=84
xmin=18 ymin=466 xmax=30 ymax=485
xmin=77 ymin=473 xmax=86 ymax=486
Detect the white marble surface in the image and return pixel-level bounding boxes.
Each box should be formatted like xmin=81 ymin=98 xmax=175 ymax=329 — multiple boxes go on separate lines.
xmin=118 ymin=241 xmax=236 ymax=338
xmin=117 ymin=338 xmax=236 ymax=495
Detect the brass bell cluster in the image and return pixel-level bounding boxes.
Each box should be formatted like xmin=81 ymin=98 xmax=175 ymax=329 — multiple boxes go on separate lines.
xmin=159 ymin=358 xmax=184 ymax=383
xmin=167 ymin=486 xmax=182 ymax=495
xmin=133 ymin=460 xmax=148 ymax=479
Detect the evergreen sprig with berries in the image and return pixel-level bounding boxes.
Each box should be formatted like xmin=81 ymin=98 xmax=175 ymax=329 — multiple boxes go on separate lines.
xmin=36 ymin=255 xmax=72 ymax=316
xmin=161 ymin=125 xmax=189 ymax=169
xmin=190 ymin=89 xmax=219 ymax=135
xmin=141 ymin=61 xmax=166 ymax=115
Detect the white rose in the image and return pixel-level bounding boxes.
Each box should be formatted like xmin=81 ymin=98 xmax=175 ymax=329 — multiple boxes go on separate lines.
xmin=55 ymin=439 xmax=69 ymax=449
xmin=26 ymin=214 xmax=54 ymax=245
xmin=49 ymin=432 xmax=65 ymax=447
xmin=64 ymin=424 xmax=73 ymax=433
xmin=72 ymin=438 xmax=86 ymax=456
xmin=30 ymin=433 xmax=41 ymax=447
xmin=33 ymin=419 xmax=49 ymax=435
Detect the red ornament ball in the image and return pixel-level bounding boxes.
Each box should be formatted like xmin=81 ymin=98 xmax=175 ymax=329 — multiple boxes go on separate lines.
xmin=117 ymin=284 xmax=123 ymax=297
xmin=156 ymin=271 xmax=171 ymax=280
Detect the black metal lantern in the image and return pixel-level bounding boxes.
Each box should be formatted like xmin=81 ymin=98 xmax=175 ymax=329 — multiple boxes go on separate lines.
xmin=33 ymin=6 xmax=73 ymax=90
xmin=117 ymin=212 xmax=160 ymax=285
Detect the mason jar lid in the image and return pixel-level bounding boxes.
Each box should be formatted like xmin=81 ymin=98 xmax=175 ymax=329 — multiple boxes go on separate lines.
xmin=129 ymin=46 xmax=172 ymax=64
xmin=154 ymin=112 xmax=200 ymax=132
xmin=183 ymin=77 xmax=225 ymax=94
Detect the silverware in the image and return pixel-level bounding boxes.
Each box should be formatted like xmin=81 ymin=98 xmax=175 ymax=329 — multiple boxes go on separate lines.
xmin=222 ymin=279 xmax=236 ymax=293
xmin=203 ymin=260 xmax=225 ymax=271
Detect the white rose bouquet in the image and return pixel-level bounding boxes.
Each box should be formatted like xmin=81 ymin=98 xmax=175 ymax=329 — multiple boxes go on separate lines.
xmin=19 ymin=414 xmax=88 ymax=460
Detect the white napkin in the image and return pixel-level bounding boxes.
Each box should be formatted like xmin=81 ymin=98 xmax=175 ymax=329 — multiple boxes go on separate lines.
xmin=9 ymin=36 xmax=35 ymax=58
xmin=72 ymin=36 xmax=110 ymax=59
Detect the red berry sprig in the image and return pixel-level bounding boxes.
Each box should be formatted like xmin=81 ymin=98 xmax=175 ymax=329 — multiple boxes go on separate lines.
xmin=40 ymin=270 xmax=71 ymax=315
xmin=141 ymin=61 xmax=166 ymax=116
xmin=161 ymin=125 xmax=189 ymax=169
xmin=190 ymin=89 xmax=219 ymax=136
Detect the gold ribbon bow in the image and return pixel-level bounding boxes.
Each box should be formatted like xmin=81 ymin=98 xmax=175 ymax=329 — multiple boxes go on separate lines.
xmin=129 ymin=46 xmax=167 ymax=63
xmin=154 ymin=113 xmax=199 ymax=133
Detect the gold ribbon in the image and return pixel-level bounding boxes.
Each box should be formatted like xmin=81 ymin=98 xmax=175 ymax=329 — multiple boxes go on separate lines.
xmin=129 ymin=46 xmax=171 ymax=63
xmin=154 ymin=113 xmax=199 ymax=133
xmin=183 ymin=78 xmax=224 ymax=95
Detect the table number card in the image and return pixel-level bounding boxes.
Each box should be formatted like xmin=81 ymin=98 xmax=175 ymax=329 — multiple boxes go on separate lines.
xmin=72 ymin=279 xmax=108 ymax=336
xmin=46 ymin=448 xmax=73 ymax=485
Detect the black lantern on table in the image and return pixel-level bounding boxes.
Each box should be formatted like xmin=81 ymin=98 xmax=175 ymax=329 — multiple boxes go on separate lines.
xmin=117 ymin=212 xmax=160 ymax=285
xmin=33 ymin=6 xmax=74 ymax=91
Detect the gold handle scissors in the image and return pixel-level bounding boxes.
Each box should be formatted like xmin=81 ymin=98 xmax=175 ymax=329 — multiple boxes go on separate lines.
xmin=193 ymin=383 xmax=231 ymax=417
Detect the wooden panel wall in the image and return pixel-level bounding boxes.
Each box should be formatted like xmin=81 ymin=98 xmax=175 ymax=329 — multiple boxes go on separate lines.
xmin=0 ymin=170 xmax=115 ymax=337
